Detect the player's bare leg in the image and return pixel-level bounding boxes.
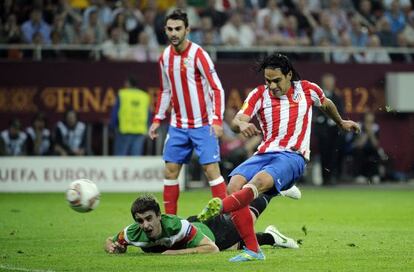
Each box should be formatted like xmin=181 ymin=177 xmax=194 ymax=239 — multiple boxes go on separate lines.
xmin=227 ymin=175 xmax=248 ymax=194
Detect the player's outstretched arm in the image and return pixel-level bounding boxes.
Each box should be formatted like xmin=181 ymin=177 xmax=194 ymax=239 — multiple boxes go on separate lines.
xmin=231 ymin=113 xmax=261 ymax=137
xmin=161 ymin=236 xmax=219 ymax=255
xmin=104 ymin=237 xmax=127 ymax=254
xmin=320 ymin=98 xmax=360 ymax=133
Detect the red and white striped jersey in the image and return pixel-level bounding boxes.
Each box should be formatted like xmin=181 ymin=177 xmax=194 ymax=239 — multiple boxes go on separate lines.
xmin=239 ymin=80 xmax=326 ymax=160
xmin=153 ymin=41 xmax=225 ymax=128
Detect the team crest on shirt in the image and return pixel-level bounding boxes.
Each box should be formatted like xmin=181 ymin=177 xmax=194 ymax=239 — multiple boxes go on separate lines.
xmin=183 ymin=56 xmax=192 ymax=68
xmin=292 ymin=92 xmax=302 ymax=103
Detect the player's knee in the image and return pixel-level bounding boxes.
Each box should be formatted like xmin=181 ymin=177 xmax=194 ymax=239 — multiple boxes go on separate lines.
xmin=227 ymin=176 xmax=246 ymax=194
xmin=251 ymin=175 xmax=274 ymax=193
xmin=201 ymin=163 xmax=220 ymax=180
xmin=227 ymin=182 xmax=240 ymax=194
xmin=164 ymin=165 xmax=180 ymax=179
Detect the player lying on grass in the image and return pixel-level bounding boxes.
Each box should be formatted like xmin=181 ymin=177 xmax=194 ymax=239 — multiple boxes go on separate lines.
xmin=105 ymin=193 xmax=299 ymax=255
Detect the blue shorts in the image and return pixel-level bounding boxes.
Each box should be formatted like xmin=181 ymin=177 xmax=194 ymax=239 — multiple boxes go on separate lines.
xmin=229 ymin=152 xmax=306 ymax=194
xmin=163 ymin=125 xmax=220 ymax=165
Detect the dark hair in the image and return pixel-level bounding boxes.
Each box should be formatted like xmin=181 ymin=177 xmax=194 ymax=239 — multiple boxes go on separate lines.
xmin=257 ymin=53 xmax=301 ymax=81
xmin=32 ymin=112 xmax=47 ymax=125
xmin=127 ymin=76 xmax=138 ymax=88
xmin=165 ymin=9 xmax=189 ymax=28
xmin=9 ymin=117 xmax=21 ymax=129
xmin=64 ymin=108 xmax=77 ymax=120
xmin=131 ymin=195 xmax=161 ymax=221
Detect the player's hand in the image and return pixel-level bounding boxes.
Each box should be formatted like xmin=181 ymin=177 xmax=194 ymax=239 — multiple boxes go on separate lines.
xmin=211 ymin=124 xmax=223 ymax=138
xmin=104 ymin=237 xmax=117 ymax=253
xmin=339 ymin=120 xmax=361 ymax=134
xmin=149 ymin=122 xmax=160 ymax=140
xmin=104 ymin=237 xmax=126 ymax=254
xmin=239 ymin=122 xmax=261 ymax=138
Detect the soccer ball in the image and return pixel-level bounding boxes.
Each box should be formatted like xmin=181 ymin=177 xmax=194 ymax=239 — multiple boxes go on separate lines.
xmin=66 ymin=179 xmax=100 ymax=213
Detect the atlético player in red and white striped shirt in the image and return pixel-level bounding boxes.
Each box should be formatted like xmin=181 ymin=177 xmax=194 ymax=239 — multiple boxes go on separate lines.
xmin=198 ymin=53 xmax=361 ymax=262
xmin=149 ymin=10 xmax=227 ymax=215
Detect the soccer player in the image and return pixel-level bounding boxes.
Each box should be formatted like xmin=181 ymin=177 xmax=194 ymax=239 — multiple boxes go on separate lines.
xmin=198 ymin=53 xmax=361 ymax=262
xmin=148 ymin=10 xmax=227 ymax=215
xmin=105 ymin=195 xmax=298 ymax=255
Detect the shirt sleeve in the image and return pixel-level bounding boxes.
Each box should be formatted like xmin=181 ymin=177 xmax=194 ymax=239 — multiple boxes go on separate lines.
xmin=153 ymin=57 xmax=172 ymax=123
xmin=303 ymin=80 xmax=326 ymax=107
xmin=186 ymin=222 xmax=215 ymax=248
xmin=195 ymin=48 xmax=225 ymax=126
xmin=112 ymin=227 xmax=131 ymax=247
xmin=239 ymin=87 xmax=263 ymax=118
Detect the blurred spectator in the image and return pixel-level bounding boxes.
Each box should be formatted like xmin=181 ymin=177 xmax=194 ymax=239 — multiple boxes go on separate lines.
xmin=83 ymin=0 xmax=113 ymax=28
xmin=256 ymin=14 xmax=283 ymax=45
xmin=352 ymin=112 xmax=384 ymax=184
xmin=314 ymin=73 xmax=345 ymax=185
xmin=256 ymin=0 xmax=283 ymax=31
xmin=111 ymin=0 xmax=144 ymax=34
xmin=111 ymin=12 xmax=130 ymax=42
xmin=101 ymin=27 xmax=130 ymax=60
xmin=348 ymin=15 xmax=369 ymax=47
xmin=376 ymin=16 xmax=396 ymax=47
xmin=167 ymin=0 xmax=201 ymax=28
xmin=279 ymin=14 xmax=311 ymax=46
xmin=291 ymin=0 xmax=318 ymax=36
xmin=312 ymin=11 xmax=339 ymax=46
xmin=81 ymin=9 xmax=107 ymax=44
xmin=128 ymin=31 xmax=160 ymax=62
xmin=26 ymin=112 xmax=53 ymax=156
xmin=384 ymin=0 xmax=406 ymax=34
xmin=140 ymin=8 xmax=160 ymax=48
xmin=382 ymin=0 xmax=412 ymax=11
xmin=325 ymin=0 xmax=350 ymax=33
xmin=355 ymin=0 xmax=378 ymax=31
xmin=354 ymin=34 xmax=391 ymax=63
xmin=110 ymin=76 xmax=150 ymax=156
xmin=3 ymin=14 xmax=22 ymax=43
xmin=21 ymin=9 xmax=51 ymax=44
xmin=220 ymin=11 xmax=255 ymax=46
xmin=214 ymin=0 xmax=237 ymax=11
xmin=390 ymin=32 xmax=413 ymax=62
xmin=54 ymin=109 xmax=87 ymax=156
xmin=57 ymin=0 xmax=83 ymax=24
xmin=1 ymin=0 xmax=15 ymax=23
xmin=190 ymin=16 xmax=221 ymax=46
xmin=42 ymin=29 xmax=67 ymax=59
xmin=50 ymin=13 xmax=76 ymax=44
xmin=232 ymin=0 xmax=255 ymax=24
xmin=0 ymin=118 xmax=28 ymax=156
xmin=199 ymin=0 xmax=228 ymax=28
xmin=302 ymin=0 xmax=321 ymax=14
xmin=23 ymin=31 xmax=45 ymax=60
xmin=332 ymin=32 xmax=353 ymax=63
xmin=401 ymin=13 xmax=414 ymax=46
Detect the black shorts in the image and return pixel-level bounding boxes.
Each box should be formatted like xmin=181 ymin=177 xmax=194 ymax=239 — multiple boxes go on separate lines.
xmin=187 ymin=214 xmax=241 ymax=251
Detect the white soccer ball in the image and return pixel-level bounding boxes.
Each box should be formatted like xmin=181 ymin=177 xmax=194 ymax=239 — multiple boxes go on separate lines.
xmin=66 ymin=179 xmax=100 ymax=213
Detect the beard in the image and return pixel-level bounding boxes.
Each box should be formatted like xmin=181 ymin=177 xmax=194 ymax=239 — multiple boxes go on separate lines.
xmin=169 ymin=35 xmax=185 ymax=46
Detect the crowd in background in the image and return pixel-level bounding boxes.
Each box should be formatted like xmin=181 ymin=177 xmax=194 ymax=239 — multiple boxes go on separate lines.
xmin=0 ymin=0 xmax=414 ymax=62
xmin=0 ymin=110 xmax=87 ymax=156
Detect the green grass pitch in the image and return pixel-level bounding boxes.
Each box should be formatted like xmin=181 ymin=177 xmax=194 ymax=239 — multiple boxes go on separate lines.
xmin=1 ymin=187 xmax=413 ymax=272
